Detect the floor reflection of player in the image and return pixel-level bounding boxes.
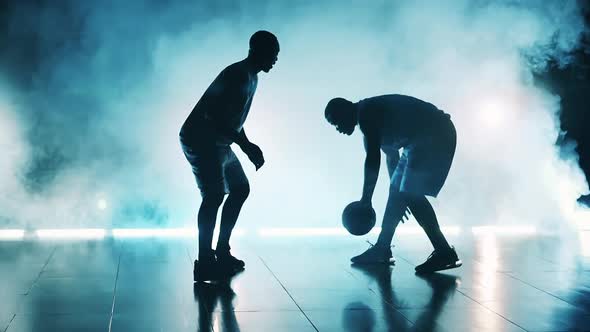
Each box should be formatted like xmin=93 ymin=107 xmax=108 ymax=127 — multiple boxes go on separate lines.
xmin=193 ymin=278 xmax=241 ymax=332
xmin=325 ymin=94 xmax=462 ymax=273
xmin=345 ymin=265 xmax=460 ymax=331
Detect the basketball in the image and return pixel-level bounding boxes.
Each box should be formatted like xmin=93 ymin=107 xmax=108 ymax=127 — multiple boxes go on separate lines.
xmin=342 ymin=201 xmax=376 ymax=236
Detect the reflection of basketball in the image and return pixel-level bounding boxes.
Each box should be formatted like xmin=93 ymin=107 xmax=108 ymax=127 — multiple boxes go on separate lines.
xmin=342 ymin=201 xmax=376 ymax=236
xmin=342 ymin=302 xmax=375 ymax=331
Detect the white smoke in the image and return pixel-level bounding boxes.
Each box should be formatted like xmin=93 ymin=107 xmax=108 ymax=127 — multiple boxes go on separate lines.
xmin=0 ymin=0 xmax=588 ymax=232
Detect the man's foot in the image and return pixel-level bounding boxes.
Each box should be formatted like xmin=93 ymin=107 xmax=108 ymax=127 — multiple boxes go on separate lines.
xmin=193 ymin=257 xmax=232 ymax=282
xmin=216 ymin=249 xmax=245 ymax=272
xmin=351 ymin=242 xmax=395 ymax=265
xmin=415 ymin=246 xmax=462 ymax=274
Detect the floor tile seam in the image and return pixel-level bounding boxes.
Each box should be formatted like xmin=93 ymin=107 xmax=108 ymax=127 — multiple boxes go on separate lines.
xmin=532 ymin=251 xmax=568 ymax=266
xmin=345 ymin=258 xmax=476 ymax=311
xmin=9 ymin=245 xmax=59 ymax=326
xmin=257 ymin=255 xmax=320 ymax=332
xmin=344 ymin=262 xmax=408 ymax=309
xmin=24 ymin=246 xmax=57 ymax=295
xmin=185 ymin=246 xmax=194 ymax=265
xmin=9 ymin=313 xmax=112 ymax=317
xmin=455 ymin=288 xmax=528 ymax=331
xmin=108 ymin=252 xmax=122 ymax=332
xmin=505 ymin=273 xmax=584 ymax=308
xmin=395 ymin=255 xmax=417 ymax=267
xmin=365 ymin=289 xmax=416 ymax=327
xmin=344 ymin=267 xmax=416 ymax=326
xmin=2 ymin=314 xmax=15 ymax=332
xmin=212 ymin=309 xmax=306 ymax=313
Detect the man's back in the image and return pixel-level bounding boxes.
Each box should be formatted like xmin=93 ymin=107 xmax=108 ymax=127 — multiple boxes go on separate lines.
xmin=358 ymin=94 xmax=450 ymax=149
xmin=180 ymin=61 xmax=257 ymax=146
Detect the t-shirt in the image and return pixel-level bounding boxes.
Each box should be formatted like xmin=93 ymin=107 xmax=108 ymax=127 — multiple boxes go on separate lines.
xmin=358 ymin=94 xmax=451 ymax=150
xmin=180 ymin=61 xmax=258 ymax=146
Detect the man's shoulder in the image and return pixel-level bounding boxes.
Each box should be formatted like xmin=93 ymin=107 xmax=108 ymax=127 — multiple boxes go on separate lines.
xmin=358 ymin=94 xmax=399 ymax=109
xmin=362 ymin=94 xmax=439 ymax=111
xmin=221 ymin=62 xmax=251 ymax=84
xmin=358 ymin=104 xmax=383 ymax=136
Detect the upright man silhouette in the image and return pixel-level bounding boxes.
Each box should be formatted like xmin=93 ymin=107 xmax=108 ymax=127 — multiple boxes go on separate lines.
xmin=325 ymin=94 xmax=462 ymax=273
xmin=180 ymin=31 xmax=279 ymax=282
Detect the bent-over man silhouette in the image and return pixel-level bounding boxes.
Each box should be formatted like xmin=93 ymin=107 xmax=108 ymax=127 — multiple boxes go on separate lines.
xmin=325 ymin=94 xmax=462 ymax=274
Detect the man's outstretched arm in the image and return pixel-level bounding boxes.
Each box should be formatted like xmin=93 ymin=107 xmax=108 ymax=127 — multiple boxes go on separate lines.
xmin=361 ymin=133 xmax=381 ymax=204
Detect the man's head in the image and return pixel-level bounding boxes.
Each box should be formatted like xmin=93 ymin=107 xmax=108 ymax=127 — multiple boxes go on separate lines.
xmin=325 ymin=97 xmax=357 ymax=135
xmin=248 ymin=30 xmax=280 ymax=73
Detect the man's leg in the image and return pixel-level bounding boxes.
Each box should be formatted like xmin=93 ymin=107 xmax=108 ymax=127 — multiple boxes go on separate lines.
xmin=351 ymin=189 xmax=407 ymax=264
xmin=351 ymin=154 xmax=407 ymax=264
xmin=406 ymin=195 xmax=451 ymax=252
xmin=198 ymin=192 xmax=225 ymax=259
xmin=217 ymin=155 xmax=249 ymax=252
xmin=376 ymin=190 xmax=407 ymax=247
xmin=216 ymin=188 xmax=249 ymax=250
xmin=376 ymin=153 xmax=407 ymax=247
xmin=216 ymin=150 xmax=249 ymax=269
xmin=406 ymin=195 xmax=461 ymax=273
xmin=181 ymin=142 xmax=231 ymax=281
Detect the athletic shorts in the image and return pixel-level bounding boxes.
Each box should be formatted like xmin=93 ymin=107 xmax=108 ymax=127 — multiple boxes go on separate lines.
xmin=180 ymin=140 xmax=249 ymax=197
xmin=389 ymin=118 xmax=456 ymax=197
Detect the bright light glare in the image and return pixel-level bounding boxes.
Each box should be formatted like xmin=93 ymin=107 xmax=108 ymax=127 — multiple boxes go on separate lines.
xmin=472 ymin=225 xmax=537 ymax=236
xmin=0 ymin=229 xmax=25 ymax=240
xmin=478 ymin=100 xmax=506 ymax=129
xmin=111 ymin=227 xmax=246 ymax=238
xmin=394 ymin=225 xmax=462 ymax=236
xmin=0 ymin=225 xmax=538 ymax=240
xmin=97 ymin=199 xmax=108 ymax=210
xmin=36 ymin=228 xmax=106 ymax=239
xmin=258 ymin=227 xmax=349 ymax=237
xmin=112 ymin=227 xmax=195 ymax=238
xmin=258 ymin=226 xmax=462 ymax=237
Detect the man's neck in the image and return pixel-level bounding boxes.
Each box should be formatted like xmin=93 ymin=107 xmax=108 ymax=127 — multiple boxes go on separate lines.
xmin=243 ymin=57 xmax=260 ymax=75
xmin=353 ymin=103 xmax=361 ymax=126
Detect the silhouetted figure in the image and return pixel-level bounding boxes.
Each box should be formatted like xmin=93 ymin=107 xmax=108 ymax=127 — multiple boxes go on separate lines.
xmin=325 ymin=95 xmax=462 ymax=273
xmin=180 ymin=31 xmax=279 ymax=282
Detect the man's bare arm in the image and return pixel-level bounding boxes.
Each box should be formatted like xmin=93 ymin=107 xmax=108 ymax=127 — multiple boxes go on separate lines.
xmin=205 ymin=118 xmax=249 ymax=147
xmin=361 ymin=133 xmax=381 ymax=204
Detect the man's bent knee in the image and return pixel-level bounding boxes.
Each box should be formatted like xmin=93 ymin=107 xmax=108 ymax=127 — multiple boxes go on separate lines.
xmin=229 ymin=184 xmax=250 ymax=201
xmin=201 ymin=191 xmax=225 ymax=207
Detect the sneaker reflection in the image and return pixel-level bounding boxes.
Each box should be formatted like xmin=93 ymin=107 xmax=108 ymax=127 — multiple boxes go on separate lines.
xmin=193 ymin=270 xmax=243 ymax=332
xmin=344 ymin=265 xmax=460 ymax=331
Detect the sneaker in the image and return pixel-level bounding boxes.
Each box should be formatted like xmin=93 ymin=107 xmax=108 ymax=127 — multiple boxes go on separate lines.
xmin=415 ymin=246 xmax=462 ymax=274
xmin=216 ymin=249 xmax=245 ymax=272
xmin=193 ymin=257 xmax=231 ymax=282
xmin=351 ymin=242 xmax=395 ymax=265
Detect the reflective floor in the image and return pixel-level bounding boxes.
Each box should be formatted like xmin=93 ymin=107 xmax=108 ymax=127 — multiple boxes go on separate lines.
xmin=1 ymin=232 xmax=590 ymax=331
